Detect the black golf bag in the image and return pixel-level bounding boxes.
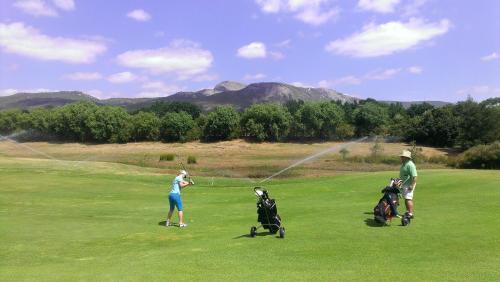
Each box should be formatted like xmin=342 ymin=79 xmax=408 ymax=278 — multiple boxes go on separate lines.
xmin=250 ymin=187 xmax=285 ymax=238
xmin=373 ymin=178 xmax=401 ymax=224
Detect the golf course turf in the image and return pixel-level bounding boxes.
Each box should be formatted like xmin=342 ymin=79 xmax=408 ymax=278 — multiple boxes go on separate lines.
xmin=1 ymin=157 xmax=499 ymax=281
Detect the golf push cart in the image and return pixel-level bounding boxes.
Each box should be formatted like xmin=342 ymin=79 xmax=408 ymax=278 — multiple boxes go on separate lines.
xmin=373 ymin=178 xmax=412 ymax=226
xmin=250 ymin=187 xmax=285 ymax=238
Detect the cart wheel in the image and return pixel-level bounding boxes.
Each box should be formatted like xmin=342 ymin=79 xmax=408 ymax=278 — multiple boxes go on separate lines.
xmin=279 ymin=227 xmax=285 ymax=238
xmin=250 ymin=226 xmax=257 ymax=237
xmin=401 ymin=216 xmax=411 ymax=226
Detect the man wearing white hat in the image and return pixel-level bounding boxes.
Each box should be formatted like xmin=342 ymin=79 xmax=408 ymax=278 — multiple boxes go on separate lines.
xmin=166 ymin=170 xmax=193 ymax=228
xmin=399 ymin=150 xmax=418 ymax=218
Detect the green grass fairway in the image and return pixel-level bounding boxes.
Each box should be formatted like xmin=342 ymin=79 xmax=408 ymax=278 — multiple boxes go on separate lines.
xmin=1 ymin=157 xmax=499 ymax=281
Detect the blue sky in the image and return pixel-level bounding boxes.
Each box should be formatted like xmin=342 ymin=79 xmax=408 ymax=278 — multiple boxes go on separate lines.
xmin=0 ymin=0 xmax=499 ymax=101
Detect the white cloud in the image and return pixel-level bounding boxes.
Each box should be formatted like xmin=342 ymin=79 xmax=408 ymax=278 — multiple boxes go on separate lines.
xmin=116 ymin=40 xmax=213 ymax=78
xmin=63 ymin=72 xmax=102 ymax=80
xmin=319 ymin=76 xmax=362 ymax=88
xmin=256 ymin=0 xmax=282 ymax=13
xmin=318 ymin=68 xmax=403 ymax=88
xmin=408 ymin=66 xmax=423 ymax=74
xmin=127 ymin=9 xmax=151 ymax=22
xmin=481 ymin=52 xmax=499 ymax=61
xmin=275 ymin=39 xmax=292 ymax=48
xmin=255 ymin=0 xmax=339 ymax=26
xmin=52 ymin=0 xmax=74 ymax=11
xmin=291 ymin=81 xmax=313 ymax=88
xmin=357 ymin=0 xmax=400 ymax=14
xmin=13 ymin=0 xmax=58 ymax=17
xmin=243 ymin=73 xmax=266 ymax=81
xmin=107 ymin=72 xmax=138 ymax=83
xmin=365 ymin=68 xmax=401 ymax=80
xmin=295 ymin=5 xmax=339 ymax=26
xmin=0 ymin=22 xmax=107 ymax=63
xmin=456 ymin=86 xmax=500 ymax=101
xmin=325 ymin=18 xmax=451 ymax=58
xmin=0 ymin=88 xmax=56 ymax=96
xmin=139 ymin=81 xmax=183 ymax=97
xmin=270 ymin=51 xmax=285 ymax=60
xmin=237 ymin=42 xmax=267 ymax=59
xmin=332 ymin=76 xmax=363 ymax=86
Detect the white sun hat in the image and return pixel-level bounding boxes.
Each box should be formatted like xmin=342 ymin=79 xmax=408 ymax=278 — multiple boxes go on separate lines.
xmin=399 ymin=150 xmax=412 ymax=159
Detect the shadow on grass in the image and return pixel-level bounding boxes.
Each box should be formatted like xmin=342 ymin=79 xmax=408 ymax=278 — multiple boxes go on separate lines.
xmin=158 ymin=220 xmax=179 ymax=227
xmin=364 ymin=218 xmax=386 ymax=227
xmin=233 ymin=231 xmax=280 ymax=239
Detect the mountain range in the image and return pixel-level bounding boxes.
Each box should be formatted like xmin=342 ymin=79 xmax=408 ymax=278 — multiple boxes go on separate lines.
xmin=0 ymin=81 xmax=449 ymax=111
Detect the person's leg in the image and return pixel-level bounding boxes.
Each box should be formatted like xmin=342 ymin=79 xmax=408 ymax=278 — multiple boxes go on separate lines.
xmin=175 ymin=194 xmax=186 ymax=227
xmin=167 ymin=194 xmax=175 ymax=226
xmin=178 ymin=211 xmax=184 ymax=225
xmin=403 ymin=187 xmax=414 ymax=217
xmin=405 ymin=199 xmax=414 ymax=215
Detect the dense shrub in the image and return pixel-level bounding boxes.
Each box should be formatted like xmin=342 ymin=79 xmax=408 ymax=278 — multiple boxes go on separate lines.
xmin=86 ymin=106 xmax=132 ymax=143
xmin=159 ymin=153 xmax=175 ymax=161
xmin=456 ymin=141 xmax=500 ymax=169
xmin=240 ymin=104 xmax=291 ymax=142
xmin=290 ymin=102 xmax=349 ymax=140
xmin=141 ymin=101 xmax=201 ymax=118
xmin=160 ymin=111 xmax=196 ymax=142
xmin=353 ymin=102 xmax=389 ymax=136
xmin=131 ymin=111 xmax=161 ymax=141
xmin=202 ymin=106 xmax=240 ymax=141
xmin=187 ymin=155 xmax=197 ymax=164
xmin=0 ymin=109 xmax=25 ymax=135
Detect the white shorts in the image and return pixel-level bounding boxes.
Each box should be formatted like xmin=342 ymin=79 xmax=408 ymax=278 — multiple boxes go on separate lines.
xmin=402 ymin=185 xmax=416 ymax=200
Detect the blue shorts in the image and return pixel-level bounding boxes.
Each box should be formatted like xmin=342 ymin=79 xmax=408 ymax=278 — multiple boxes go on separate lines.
xmin=169 ymin=193 xmax=183 ymax=211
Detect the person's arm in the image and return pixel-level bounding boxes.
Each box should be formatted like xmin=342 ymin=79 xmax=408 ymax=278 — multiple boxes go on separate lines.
xmin=179 ymin=180 xmax=191 ymax=189
xmin=409 ymin=176 xmax=417 ymax=191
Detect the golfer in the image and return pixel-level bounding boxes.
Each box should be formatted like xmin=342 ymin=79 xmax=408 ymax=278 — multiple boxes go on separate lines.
xmin=166 ymin=170 xmax=193 ymax=228
xmin=399 ymin=150 xmax=418 ymax=218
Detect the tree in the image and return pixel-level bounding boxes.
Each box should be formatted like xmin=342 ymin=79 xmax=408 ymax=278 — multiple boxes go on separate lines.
xmin=453 ymin=100 xmax=493 ymax=149
xmin=353 ymin=102 xmax=389 ymax=136
xmin=420 ymin=106 xmax=459 ymax=147
xmin=25 ymin=108 xmax=52 ymax=133
xmin=85 ymin=106 xmax=132 ymax=143
xmin=284 ymin=100 xmax=304 ymax=115
xmin=241 ymin=103 xmax=291 ymax=142
xmin=0 ymin=109 xmax=25 ymax=135
xmin=160 ymin=111 xmax=196 ymax=142
xmin=131 ymin=111 xmax=161 ymax=141
xmin=291 ymin=102 xmax=349 ymax=140
xmin=407 ymin=102 xmax=434 ymax=117
xmin=50 ymin=102 xmax=98 ymax=142
xmin=141 ymin=101 xmax=201 ymax=118
xmin=202 ymin=106 xmax=240 ymax=142
xmin=388 ymin=102 xmax=406 ymax=118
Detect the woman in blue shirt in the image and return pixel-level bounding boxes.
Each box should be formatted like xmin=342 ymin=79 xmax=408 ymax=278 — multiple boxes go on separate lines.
xmin=166 ymin=170 xmax=193 ymax=227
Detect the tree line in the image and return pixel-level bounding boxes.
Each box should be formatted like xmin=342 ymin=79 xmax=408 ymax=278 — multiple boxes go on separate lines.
xmin=0 ymin=98 xmax=499 ymax=150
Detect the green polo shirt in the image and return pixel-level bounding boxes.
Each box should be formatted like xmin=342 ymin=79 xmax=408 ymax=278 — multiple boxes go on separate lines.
xmin=400 ymin=160 xmax=418 ymax=186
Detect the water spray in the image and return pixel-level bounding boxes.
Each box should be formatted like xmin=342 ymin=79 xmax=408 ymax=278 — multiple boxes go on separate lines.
xmin=258 ymin=136 xmax=369 ymax=184
xmin=0 ymin=133 xmax=62 ymax=162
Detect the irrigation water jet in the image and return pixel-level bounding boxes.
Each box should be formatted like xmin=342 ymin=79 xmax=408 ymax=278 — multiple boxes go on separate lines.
xmin=0 ymin=133 xmax=63 ymax=162
xmin=258 ymin=136 xmax=369 ymax=183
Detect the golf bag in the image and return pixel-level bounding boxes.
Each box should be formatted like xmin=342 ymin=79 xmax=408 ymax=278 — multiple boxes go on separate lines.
xmin=250 ymin=187 xmax=285 ymax=238
xmin=373 ymin=178 xmax=401 ymax=224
